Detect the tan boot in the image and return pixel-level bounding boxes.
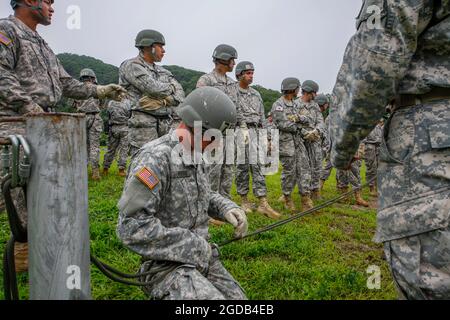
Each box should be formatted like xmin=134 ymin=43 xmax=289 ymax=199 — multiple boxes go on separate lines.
xmin=301 ymin=194 xmax=314 ymax=211
xmin=311 ymin=189 xmax=321 ymax=200
xmin=118 ymin=168 xmax=126 ymax=177
xmin=209 ymin=218 xmax=225 ymax=227
xmin=240 ymin=195 xmax=253 ymax=214
xmin=355 ymin=191 xmax=369 ymax=207
xmin=257 ymin=197 xmax=281 ymax=219
xmin=14 ymin=242 xmax=28 ymax=273
xmin=91 ymin=168 xmax=101 ymax=181
xmin=369 ymin=185 xmax=377 ymax=197
xmin=103 ymin=167 xmax=109 ymax=175
xmin=279 ymin=194 xmax=296 ymax=211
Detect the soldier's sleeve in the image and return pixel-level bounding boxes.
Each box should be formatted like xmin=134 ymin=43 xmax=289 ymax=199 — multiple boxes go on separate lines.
xmin=169 ymin=77 xmax=185 ymax=105
xmin=330 ymin=0 xmax=430 ymax=169
xmin=207 ymin=192 xmax=239 ymax=221
xmin=315 ymin=107 xmax=326 ymax=136
xmin=0 ymin=26 xmax=41 ymax=114
xmin=272 ymin=102 xmax=297 ymax=133
xmin=116 ymin=150 xmax=211 ymax=269
xmin=122 ymin=62 xmax=173 ymax=99
xmin=257 ymin=92 xmax=267 ymax=128
xmin=57 ymin=59 xmax=97 ymax=100
xmin=196 ymin=74 xmax=210 ymax=88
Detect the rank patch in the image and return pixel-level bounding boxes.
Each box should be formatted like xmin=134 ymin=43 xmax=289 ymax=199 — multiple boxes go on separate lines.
xmin=136 ymin=167 xmax=160 ymax=190
xmin=0 ymin=32 xmax=12 ymax=46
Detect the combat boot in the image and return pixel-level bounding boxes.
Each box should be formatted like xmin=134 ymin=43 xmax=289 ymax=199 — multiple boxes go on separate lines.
xmin=91 ymin=168 xmax=101 ymax=181
xmin=301 ymin=194 xmax=314 ymax=211
xmin=279 ymin=194 xmax=296 ymax=211
xmin=118 ymin=168 xmax=126 ymax=177
xmin=257 ymin=197 xmax=281 ymax=219
xmin=103 ymin=167 xmax=109 ymax=175
xmin=14 ymin=242 xmax=28 ymax=273
xmin=355 ymin=191 xmax=369 ymax=207
xmin=209 ymin=218 xmax=225 ymax=227
xmin=240 ymin=195 xmax=253 ymax=214
xmin=311 ymin=189 xmax=321 ymax=200
xmin=369 ymin=185 xmax=377 ymax=197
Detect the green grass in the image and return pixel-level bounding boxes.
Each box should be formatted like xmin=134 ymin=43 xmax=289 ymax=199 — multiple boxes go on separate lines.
xmin=0 ymin=149 xmax=397 ymax=300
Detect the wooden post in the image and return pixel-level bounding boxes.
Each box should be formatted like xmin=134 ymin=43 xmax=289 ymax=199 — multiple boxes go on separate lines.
xmin=26 ymin=113 xmax=91 ymax=300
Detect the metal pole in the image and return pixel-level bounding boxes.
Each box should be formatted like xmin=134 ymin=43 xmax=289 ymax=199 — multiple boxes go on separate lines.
xmin=26 ymin=113 xmax=91 ymax=300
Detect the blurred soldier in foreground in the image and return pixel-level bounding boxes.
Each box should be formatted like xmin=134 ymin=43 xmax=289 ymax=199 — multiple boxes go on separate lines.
xmin=298 ymin=80 xmax=325 ymax=200
xmin=272 ymin=78 xmax=313 ymax=212
xmin=119 ymin=29 xmax=184 ymax=159
xmin=117 ymin=87 xmax=247 ymax=300
xmin=0 ymin=0 xmax=126 ymax=271
xmin=73 ymin=69 xmax=104 ymax=180
xmin=103 ymin=99 xmax=131 ymax=177
xmin=196 ymin=44 xmax=238 ymax=199
xmin=233 ymin=61 xmax=280 ymax=219
xmin=330 ymin=0 xmax=450 ymax=299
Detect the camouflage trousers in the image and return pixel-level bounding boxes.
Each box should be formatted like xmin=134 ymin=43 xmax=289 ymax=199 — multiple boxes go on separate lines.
xmin=384 ymin=225 xmax=450 ymax=300
xmin=143 ymin=246 xmax=247 ymax=300
xmin=375 ymin=100 xmax=450 ymax=299
xmin=280 ymin=140 xmax=311 ymax=196
xmin=128 ymin=111 xmax=172 ymax=159
xmin=103 ymin=124 xmax=129 ymax=170
xmin=336 ymin=160 xmax=362 ymax=189
xmin=236 ymin=142 xmax=267 ymax=198
xmin=321 ymin=152 xmax=333 ymax=181
xmin=363 ymin=143 xmax=379 ymax=187
xmin=208 ymin=141 xmax=234 ymax=199
xmin=85 ymin=113 xmax=103 ymax=170
xmin=305 ymin=141 xmax=323 ymax=191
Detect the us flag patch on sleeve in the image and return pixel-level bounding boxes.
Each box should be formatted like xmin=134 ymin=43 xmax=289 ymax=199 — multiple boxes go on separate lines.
xmin=135 ymin=167 xmax=160 ymax=190
xmin=0 ymin=32 xmax=12 ymax=46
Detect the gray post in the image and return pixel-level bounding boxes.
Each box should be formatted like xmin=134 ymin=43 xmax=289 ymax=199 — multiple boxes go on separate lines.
xmin=26 ymin=113 xmax=91 ymax=300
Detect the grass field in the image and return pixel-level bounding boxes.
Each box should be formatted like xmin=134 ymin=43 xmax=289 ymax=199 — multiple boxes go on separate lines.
xmin=0 ymin=150 xmax=398 ymax=300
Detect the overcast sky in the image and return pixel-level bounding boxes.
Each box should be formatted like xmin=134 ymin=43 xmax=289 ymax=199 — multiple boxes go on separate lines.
xmin=1 ymin=0 xmax=362 ymax=92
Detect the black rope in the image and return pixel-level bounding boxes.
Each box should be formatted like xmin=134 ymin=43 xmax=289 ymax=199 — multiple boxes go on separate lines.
xmin=219 ymin=178 xmax=377 ymax=247
xmin=90 ymin=254 xmax=178 ymax=287
xmin=2 ymin=177 xmax=27 ymax=243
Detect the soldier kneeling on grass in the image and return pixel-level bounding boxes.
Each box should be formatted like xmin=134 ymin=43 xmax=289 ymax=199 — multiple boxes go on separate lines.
xmin=117 ymin=87 xmax=248 ymax=300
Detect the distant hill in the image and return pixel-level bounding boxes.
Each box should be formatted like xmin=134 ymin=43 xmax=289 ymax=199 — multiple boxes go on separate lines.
xmin=56 ymin=53 xmax=281 ymax=114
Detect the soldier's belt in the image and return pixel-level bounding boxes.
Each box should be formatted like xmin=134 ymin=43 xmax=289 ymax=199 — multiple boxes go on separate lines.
xmin=396 ymin=87 xmax=450 ymax=109
xmin=132 ymin=109 xmax=171 ymax=119
xmin=83 ymin=111 xmax=100 ymax=115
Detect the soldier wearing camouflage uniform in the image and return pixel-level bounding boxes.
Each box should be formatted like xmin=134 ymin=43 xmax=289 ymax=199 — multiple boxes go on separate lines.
xmin=330 ymin=0 xmax=450 ymax=299
xmin=119 ymin=29 xmax=185 ymax=159
xmin=363 ymin=120 xmax=383 ymax=196
xmin=299 ymin=81 xmax=326 ymax=200
xmin=103 ymin=99 xmax=131 ymax=177
xmin=196 ymin=44 xmax=238 ymax=199
xmin=0 ymin=0 xmax=126 ymax=271
xmin=73 ymin=69 xmax=104 ymax=181
xmin=272 ymin=78 xmax=314 ymax=212
xmin=117 ymin=87 xmax=247 ymax=300
xmin=233 ymin=61 xmax=280 ymax=219
xmin=316 ymin=94 xmax=332 ymax=190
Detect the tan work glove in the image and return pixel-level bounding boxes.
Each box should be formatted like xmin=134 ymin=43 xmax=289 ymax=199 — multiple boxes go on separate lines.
xmin=224 ymin=208 xmax=248 ymax=239
xmin=139 ymin=96 xmax=166 ymax=111
xmin=304 ymin=129 xmax=321 ymax=142
xmin=22 ymin=102 xmax=44 ymax=115
xmin=97 ymin=84 xmax=127 ymax=101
